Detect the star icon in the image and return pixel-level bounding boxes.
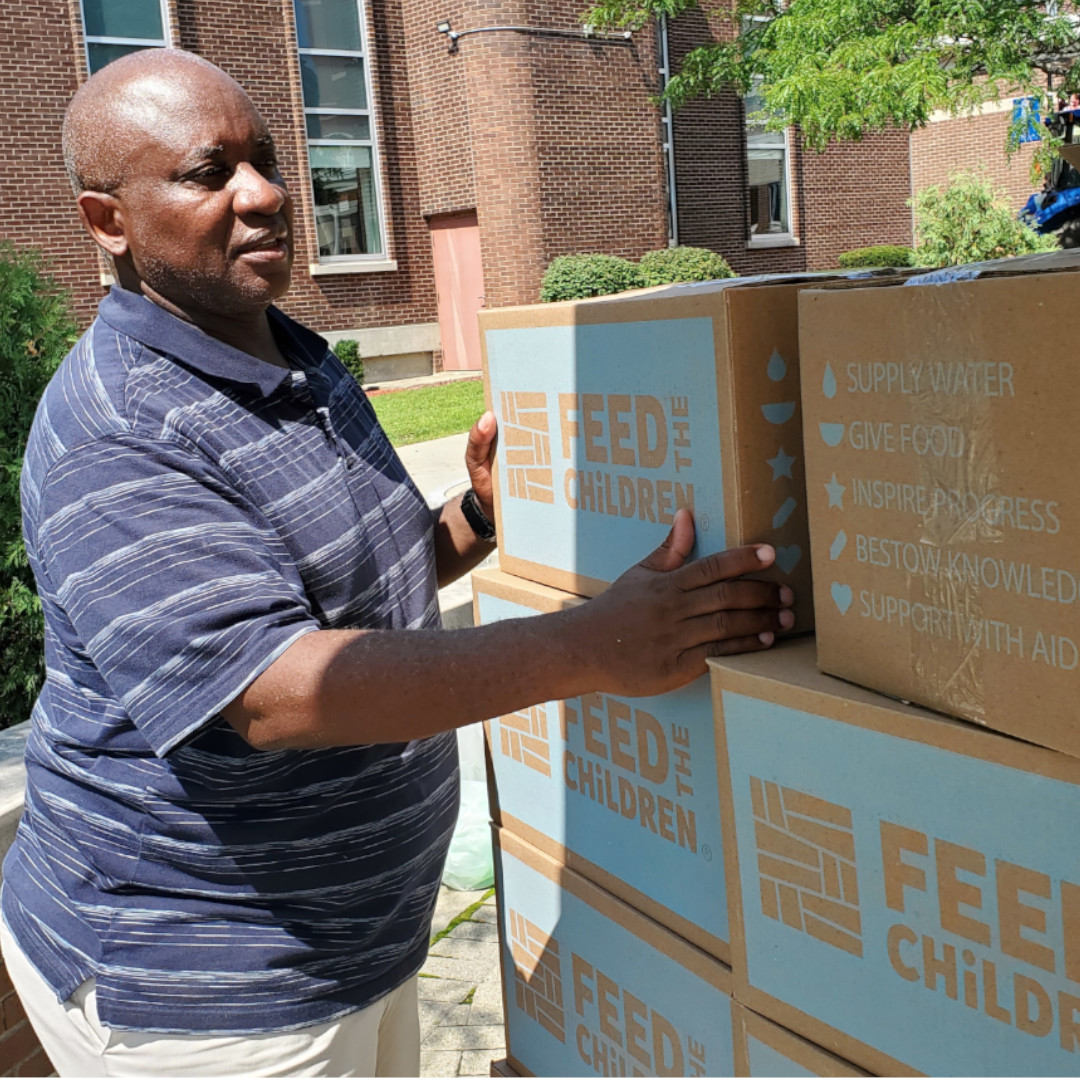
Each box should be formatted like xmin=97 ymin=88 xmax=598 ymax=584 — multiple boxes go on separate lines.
xmin=767 ymin=447 xmax=796 ymax=481
xmin=825 ymin=473 xmax=846 ymax=509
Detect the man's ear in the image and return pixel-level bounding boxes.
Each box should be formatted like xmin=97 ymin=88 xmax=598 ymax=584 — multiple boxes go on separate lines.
xmin=77 ymin=191 xmax=129 ymax=259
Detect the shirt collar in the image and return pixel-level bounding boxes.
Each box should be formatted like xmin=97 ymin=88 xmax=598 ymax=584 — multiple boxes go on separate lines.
xmin=97 ymin=285 xmax=331 ymax=397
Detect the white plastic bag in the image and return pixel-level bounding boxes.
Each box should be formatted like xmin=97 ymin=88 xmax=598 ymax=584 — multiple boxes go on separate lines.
xmin=442 ymin=722 xmax=494 ymax=890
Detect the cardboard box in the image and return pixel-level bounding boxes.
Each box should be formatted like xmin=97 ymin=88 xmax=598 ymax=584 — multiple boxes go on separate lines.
xmin=799 ymin=259 xmax=1080 ymax=756
xmin=475 ymin=568 xmax=731 ymax=962
xmin=710 ymin=638 xmax=1080 ymax=1076
xmin=481 ymin=273 xmax=853 ymax=626
xmin=494 ymin=827 xmax=735 ymax=1078
xmin=731 ymin=1003 xmax=868 ymax=1077
xmin=489 ymin=1060 xmax=519 ymax=1077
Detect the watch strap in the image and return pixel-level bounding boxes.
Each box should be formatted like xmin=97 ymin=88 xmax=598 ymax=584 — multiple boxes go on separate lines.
xmin=460 ymin=487 xmax=497 ymax=543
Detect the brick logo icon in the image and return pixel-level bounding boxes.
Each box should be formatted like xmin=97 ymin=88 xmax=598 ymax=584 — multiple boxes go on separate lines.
xmin=499 ymin=705 xmax=552 ymax=776
xmin=750 ymin=777 xmax=862 ymax=956
xmin=500 ymin=391 xmax=554 ymax=504
xmin=508 ymin=909 xmax=566 ymax=1043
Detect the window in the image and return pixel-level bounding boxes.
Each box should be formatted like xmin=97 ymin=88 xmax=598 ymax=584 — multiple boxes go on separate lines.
xmin=745 ymin=78 xmax=792 ymax=240
xmin=79 ymin=0 xmax=169 ymax=74
xmin=294 ymin=0 xmax=385 ymax=260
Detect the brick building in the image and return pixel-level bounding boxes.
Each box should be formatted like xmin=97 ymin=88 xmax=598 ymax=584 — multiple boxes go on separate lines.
xmin=1 ymin=0 xmax=939 ymax=382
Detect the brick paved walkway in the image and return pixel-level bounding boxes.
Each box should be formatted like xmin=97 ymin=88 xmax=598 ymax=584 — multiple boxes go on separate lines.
xmin=419 ymin=888 xmax=505 ymax=1078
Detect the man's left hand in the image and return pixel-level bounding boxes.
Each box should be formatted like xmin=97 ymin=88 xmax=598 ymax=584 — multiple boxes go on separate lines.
xmin=465 ymin=411 xmax=498 ymax=519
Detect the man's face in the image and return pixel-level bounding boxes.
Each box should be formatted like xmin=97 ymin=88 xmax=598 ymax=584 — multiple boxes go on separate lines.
xmin=110 ymin=73 xmax=294 ymax=317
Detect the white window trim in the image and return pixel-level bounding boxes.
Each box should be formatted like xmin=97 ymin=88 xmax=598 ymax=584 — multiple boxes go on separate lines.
xmin=79 ymin=0 xmax=171 ymax=73
xmin=745 ymin=76 xmax=797 ymax=244
xmin=295 ymin=0 xmax=390 ymax=264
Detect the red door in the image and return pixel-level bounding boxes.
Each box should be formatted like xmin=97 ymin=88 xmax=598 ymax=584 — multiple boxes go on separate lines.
xmin=430 ymin=212 xmax=485 ymax=371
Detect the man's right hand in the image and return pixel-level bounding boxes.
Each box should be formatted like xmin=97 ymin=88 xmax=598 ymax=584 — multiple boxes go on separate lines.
xmin=572 ymin=507 xmax=794 ymax=699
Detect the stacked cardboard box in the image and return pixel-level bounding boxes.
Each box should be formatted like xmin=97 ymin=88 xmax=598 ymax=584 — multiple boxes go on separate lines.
xmin=476 ymin=274 xmax=873 ymax=1076
xmin=699 ymin=251 xmax=1080 ymax=1078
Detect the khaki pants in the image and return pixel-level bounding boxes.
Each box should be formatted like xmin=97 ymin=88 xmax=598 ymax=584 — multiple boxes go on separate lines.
xmin=0 ymin=922 xmax=420 ymax=1078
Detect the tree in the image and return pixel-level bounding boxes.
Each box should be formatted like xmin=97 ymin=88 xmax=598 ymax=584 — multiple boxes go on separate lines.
xmin=586 ymin=0 xmax=1080 ymax=163
xmin=0 ymin=244 xmax=78 ymax=728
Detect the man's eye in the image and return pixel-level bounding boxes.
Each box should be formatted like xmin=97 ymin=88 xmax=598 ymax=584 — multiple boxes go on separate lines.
xmin=195 ymin=165 xmax=227 ymax=180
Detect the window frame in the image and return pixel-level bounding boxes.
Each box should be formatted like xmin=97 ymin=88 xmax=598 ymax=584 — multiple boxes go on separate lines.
xmin=742 ymin=36 xmax=797 ymax=247
xmin=79 ymin=0 xmax=171 ymax=74
xmin=295 ymin=0 xmax=389 ymax=265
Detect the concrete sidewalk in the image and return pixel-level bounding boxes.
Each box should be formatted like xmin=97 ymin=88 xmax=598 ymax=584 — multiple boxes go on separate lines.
xmin=419 ymin=888 xmax=505 ymax=1078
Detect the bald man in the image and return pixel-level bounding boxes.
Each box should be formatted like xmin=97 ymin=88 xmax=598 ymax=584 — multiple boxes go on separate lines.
xmin=0 ymin=49 xmax=793 ymax=1076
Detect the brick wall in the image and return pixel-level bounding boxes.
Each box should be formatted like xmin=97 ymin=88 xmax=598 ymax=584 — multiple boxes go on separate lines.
xmin=910 ymin=108 xmax=1040 ymax=214
xmin=0 ymin=959 xmax=52 ymax=1078
xmin=0 ymin=1 xmax=102 ymax=326
xmin=797 ymin=129 xmax=914 ymax=267
xmin=402 ymin=0 xmax=668 ymax=308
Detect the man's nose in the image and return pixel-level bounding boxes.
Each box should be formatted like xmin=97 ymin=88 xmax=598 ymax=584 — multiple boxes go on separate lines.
xmin=233 ymin=163 xmax=288 ymax=216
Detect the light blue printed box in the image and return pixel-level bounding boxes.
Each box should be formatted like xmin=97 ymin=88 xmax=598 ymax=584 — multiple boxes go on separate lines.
xmin=494 ymin=828 xmax=735 ymax=1078
xmin=475 ymin=568 xmax=729 ymax=962
xmin=731 ymin=1003 xmax=867 ymax=1077
xmin=710 ymin=638 xmax=1080 ymax=1077
xmin=480 ymin=278 xmax=824 ymax=630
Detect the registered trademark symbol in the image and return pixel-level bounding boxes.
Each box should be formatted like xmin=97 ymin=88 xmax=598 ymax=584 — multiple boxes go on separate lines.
xmin=701 ymin=844 xmax=713 ymax=862
xmin=699 ymin=513 xmax=711 ymax=532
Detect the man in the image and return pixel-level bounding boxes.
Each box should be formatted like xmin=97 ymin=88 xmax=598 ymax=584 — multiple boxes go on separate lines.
xmin=0 ymin=49 xmax=793 ymax=1077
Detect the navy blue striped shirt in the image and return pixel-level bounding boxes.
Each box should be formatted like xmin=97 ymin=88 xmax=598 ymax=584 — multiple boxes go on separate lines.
xmin=1 ymin=286 xmax=459 ymax=1033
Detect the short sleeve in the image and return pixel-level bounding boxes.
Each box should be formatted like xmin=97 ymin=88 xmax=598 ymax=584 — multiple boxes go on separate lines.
xmin=35 ymin=434 xmax=320 ymax=755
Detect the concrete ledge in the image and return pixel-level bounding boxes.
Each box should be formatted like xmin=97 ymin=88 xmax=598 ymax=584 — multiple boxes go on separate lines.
xmin=323 ymin=322 xmax=441 ymax=357
xmin=364 ymin=353 xmax=433 ymax=384
xmin=309 ymin=260 xmax=398 ymax=276
xmin=0 ymin=722 xmax=30 ymax=878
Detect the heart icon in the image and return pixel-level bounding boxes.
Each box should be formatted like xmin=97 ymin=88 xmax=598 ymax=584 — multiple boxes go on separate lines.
xmin=776 ymin=545 xmax=802 ymax=574
xmin=831 ymin=582 xmax=853 ymax=615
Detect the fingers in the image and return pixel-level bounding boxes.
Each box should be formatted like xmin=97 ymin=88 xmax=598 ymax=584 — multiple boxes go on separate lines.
xmin=681 ymin=579 xmax=794 ymax=619
xmin=682 ymin=605 xmax=794 ymax=648
xmin=672 ymin=542 xmax=776 ymax=591
xmin=677 ymin=633 xmax=777 ymax=680
xmin=638 ymin=507 xmax=695 ymax=574
xmin=465 ymin=411 xmax=498 ymax=512
xmin=465 ymin=411 xmax=498 ymax=473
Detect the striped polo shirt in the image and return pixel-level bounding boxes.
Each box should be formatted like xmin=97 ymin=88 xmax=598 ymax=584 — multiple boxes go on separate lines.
xmin=1 ymin=286 xmax=459 ymax=1033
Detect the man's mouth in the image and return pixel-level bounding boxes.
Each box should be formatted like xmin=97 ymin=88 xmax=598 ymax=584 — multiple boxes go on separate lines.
xmin=236 ymin=233 xmax=291 ymax=262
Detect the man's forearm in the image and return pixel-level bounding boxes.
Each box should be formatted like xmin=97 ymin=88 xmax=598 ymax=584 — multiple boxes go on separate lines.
xmin=222 ymin=519 xmax=797 ymax=753
xmin=223 ymin=612 xmax=591 ymax=750
xmin=432 ymin=495 xmax=495 ymax=587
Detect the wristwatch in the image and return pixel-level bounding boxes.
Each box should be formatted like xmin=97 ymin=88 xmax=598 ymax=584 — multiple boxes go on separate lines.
xmin=460 ymin=487 xmax=497 ymax=543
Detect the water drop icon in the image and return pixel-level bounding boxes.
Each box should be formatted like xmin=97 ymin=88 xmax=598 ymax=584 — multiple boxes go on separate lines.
xmin=823 ymin=363 xmax=837 ymax=399
xmin=767 ymin=349 xmax=787 ymax=382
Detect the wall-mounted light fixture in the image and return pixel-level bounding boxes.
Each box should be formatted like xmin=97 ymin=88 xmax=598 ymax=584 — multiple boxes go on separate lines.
xmin=435 ymin=18 xmax=632 ymax=54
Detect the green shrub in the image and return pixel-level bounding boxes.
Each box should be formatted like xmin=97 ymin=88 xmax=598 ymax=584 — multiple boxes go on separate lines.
xmin=334 ymin=338 xmax=364 ymax=385
xmin=837 ymin=245 xmax=915 ymax=269
xmin=637 ymin=246 xmax=735 ymax=285
xmin=0 ymin=244 xmax=78 ymax=729
xmin=539 ymin=254 xmax=644 ymax=302
xmin=912 ymin=173 xmax=1057 ymax=267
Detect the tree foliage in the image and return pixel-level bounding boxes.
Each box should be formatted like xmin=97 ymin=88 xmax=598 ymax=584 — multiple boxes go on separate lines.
xmin=912 ymin=172 xmax=1057 ymax=266
xmin=586 ymin=0 xmax=1080 ymax=156
xmin=0 ymin=244 xmax=78 ymax=729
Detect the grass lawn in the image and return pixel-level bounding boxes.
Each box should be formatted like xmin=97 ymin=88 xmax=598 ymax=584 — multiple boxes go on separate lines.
xmin=370 ymin=378 xmax=485 ymax=447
